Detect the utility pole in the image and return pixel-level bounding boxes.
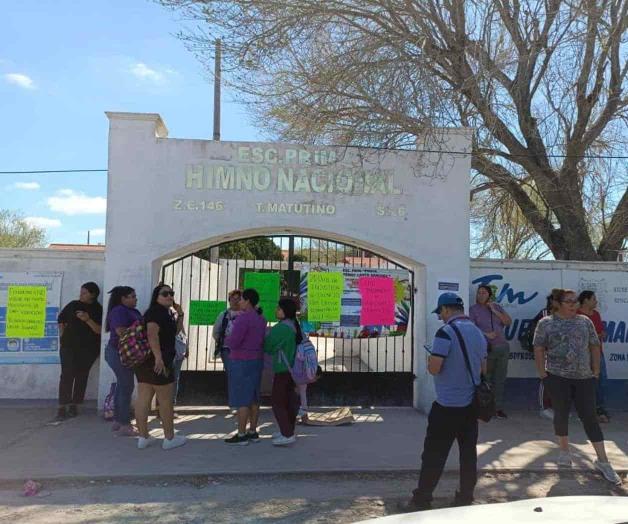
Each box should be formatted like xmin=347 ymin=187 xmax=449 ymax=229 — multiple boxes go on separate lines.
xmin=213 ymin=39 xmax=221 ymax=141
xmin=87 ymin=230 xmax=90 ymax=245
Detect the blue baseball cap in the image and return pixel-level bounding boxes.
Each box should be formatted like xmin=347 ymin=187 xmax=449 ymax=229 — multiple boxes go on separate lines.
xmin=432 ymin=292 xmax=464 ymax=314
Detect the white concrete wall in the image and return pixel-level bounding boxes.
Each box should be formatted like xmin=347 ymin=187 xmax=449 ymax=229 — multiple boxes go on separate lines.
xmin=100 ymin=112 xmax=473 ymax=410
xmin=0 ymin=249 xmax=104 ymax=400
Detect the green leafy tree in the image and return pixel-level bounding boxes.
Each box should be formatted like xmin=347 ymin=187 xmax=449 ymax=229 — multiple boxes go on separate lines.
xmin=0 ymin=210 xmax=47 ymax=248
xmin=196 ymin=237 xmax=284 ymax=260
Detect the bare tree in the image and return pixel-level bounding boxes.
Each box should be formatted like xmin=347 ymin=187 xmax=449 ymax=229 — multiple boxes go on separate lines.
xmin=160 ymin=0 xmax=628 ymax=260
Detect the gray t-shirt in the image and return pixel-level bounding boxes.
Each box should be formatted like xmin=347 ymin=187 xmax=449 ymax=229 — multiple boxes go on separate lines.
xmin=532 ymin=314 xmax=600 ymax=379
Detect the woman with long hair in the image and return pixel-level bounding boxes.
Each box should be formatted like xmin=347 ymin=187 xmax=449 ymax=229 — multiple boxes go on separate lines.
xmin=223 ymin=288 xmax=267 ymax=446
xmin=533 ymin=289 xmax=621 ymax=484
xmin=264 ymin=297 xmax=302 ymax=446
xmin=134 ymin=284 xmax=186 ymax=450
xmin=56 ymin=282 xmax=103 ymax=420
xmin=104 ymin=286 xmax=141 ymax=437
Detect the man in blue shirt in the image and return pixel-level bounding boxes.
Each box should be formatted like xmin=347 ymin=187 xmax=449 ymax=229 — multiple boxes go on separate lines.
xmin=400 ymin=292 xmax=487 ymax=512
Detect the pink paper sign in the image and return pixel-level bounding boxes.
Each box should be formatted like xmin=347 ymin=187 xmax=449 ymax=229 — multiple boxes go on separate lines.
xmin=358 ymin=276 xmax=396 ymax=326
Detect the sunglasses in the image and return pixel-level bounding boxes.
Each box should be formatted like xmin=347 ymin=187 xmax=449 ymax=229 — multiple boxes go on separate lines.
xmin=159 ymin=290 xmax=175 ymax=297
xmin=561 ymin=298 xmax=577 ymax=304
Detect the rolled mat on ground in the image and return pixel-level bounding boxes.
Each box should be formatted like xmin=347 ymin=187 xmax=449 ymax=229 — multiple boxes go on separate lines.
xmin=302 ymin=407 xmax=354 ymax=426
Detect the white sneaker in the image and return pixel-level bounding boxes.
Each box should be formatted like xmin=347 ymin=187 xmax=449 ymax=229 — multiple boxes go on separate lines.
xmin=162 ymin=435 xmax=187 ymax=450
xmin=272 ymin=434 xmax=296 ymax=446
xmin=271 ymin=432 xmax=281 ymax=439
xmin=137 ymin=436 xmax=157 ymax=449
xmin=540 ymin=408 xmax=554 ymax=420
xmin=557 ymin=450 xmax=572 ymax=468
xmin=595 ymin=460 xmax=622 ymax=485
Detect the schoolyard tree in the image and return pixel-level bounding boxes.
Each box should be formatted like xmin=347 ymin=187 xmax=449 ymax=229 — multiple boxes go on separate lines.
xmin=0 ymin=210 xmax=46 ymax=248
xmin=160 ymin=0 xmax=628 ymax=261
xmin=195 ymin=237 xmax=284 ymax=260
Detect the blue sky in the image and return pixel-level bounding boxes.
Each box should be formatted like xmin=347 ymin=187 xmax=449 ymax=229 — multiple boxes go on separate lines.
xmin=0 ymin=0 xmax=263 ymax=244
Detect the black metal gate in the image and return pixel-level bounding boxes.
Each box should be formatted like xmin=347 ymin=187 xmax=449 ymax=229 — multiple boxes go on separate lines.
xmin=161 ymin=235 xmax=414 ymax=405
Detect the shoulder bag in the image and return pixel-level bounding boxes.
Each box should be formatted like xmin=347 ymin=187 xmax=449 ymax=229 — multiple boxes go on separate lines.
xmin=449 ymin=321 xmax=496 ymax=422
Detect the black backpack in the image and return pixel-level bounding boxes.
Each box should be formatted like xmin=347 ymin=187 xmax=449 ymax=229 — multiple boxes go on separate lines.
xmin=213 ymin=311 xmax=231 ymax=358
xmin=518 ymin=309 xmax=546 ymax=353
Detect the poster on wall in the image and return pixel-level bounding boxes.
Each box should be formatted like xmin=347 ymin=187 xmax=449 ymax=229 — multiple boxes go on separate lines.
xmin=0 ymin=272 xmax=63 ymax=364
xmin=300 ymin=266 xmax=411 ymax=338
xmin=470 ymin=267 xmax=628 ymax=379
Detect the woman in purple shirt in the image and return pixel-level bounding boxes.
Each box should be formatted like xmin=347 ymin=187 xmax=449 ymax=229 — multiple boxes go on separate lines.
xmin=104 ymin=286 xmax=142 ymax=437
xmin=223 ymin=288 xmax=267 ymax=446
xmin=469 ymin=285 xmax=512 ymax=419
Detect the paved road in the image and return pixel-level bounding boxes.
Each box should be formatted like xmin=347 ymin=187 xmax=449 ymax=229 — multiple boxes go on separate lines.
xmin=1 ymin=471 xmax=626 ymax=523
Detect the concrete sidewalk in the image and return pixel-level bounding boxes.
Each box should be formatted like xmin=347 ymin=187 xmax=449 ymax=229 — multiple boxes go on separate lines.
xmin=1 ymin=406 xmax=627 ymax=481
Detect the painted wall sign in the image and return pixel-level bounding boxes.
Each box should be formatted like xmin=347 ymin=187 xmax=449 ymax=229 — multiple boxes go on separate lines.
xmin=470 ymin=268 xmax=628 ymax=379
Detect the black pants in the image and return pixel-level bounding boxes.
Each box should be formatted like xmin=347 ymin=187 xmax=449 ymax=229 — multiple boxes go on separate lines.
xmin=413 ymin=401 xmax=478 ymax=505
xmin=58 ymin=346 xmax=99 ymax=406
xmin=543 ymin=373 xmax=604 ymax=442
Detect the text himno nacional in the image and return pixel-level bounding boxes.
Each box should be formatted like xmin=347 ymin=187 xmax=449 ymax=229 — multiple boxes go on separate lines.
xmin=185 ymin=146 xmax=403 ymax=196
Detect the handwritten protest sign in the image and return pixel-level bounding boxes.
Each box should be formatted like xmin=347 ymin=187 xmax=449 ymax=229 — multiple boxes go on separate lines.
xmin=358 ymin=276 xmax=395 ymax=325
xmin=189 ymin=300 xmax=226 ymax=325
xmin=308 ymin=272 xmax=344 ymax=322
xmin=243 ymin=272 xmax=280 ymax=321
xmin=6 ymin=285 xmax=47 ymax=338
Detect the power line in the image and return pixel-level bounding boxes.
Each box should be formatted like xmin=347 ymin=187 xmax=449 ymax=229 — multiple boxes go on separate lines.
xmin=1 ymin=148 xmax=628 ymax=176
xmin=0 ymin=169 xmax=107 ymax=174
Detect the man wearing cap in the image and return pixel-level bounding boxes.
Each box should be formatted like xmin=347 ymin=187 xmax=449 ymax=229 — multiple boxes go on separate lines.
xmin=400 ymin=292 xmax=488 ymax=512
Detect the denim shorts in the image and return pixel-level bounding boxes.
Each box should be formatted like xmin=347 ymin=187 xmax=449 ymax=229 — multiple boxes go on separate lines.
xmin=228 ymin=359 xmax=263 ymax=408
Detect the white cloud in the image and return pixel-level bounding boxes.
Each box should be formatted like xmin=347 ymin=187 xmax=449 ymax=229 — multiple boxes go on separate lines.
xmin=4 ymin=73 xmax=35 ymax=90
xmin=47 ymin=189 xmax=106 ymax=215
xmin=129 ymin=62 xmax=178 ymax=84
xmin=12 ymin=181 xmax=40 ymax=190
xmin=25 ymin=216 xmax=62 ymax=229
xmin=90 ymin=228 xmax=106 ymax=237
xmin=130 ymin=63 xmax=163 ymax=82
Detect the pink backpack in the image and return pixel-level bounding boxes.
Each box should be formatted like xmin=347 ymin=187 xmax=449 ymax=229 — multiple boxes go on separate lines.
xmin=118 ymin=320 xmax=151 ymax=368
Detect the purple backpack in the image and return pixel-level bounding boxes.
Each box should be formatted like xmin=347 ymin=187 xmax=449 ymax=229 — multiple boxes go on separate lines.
xmin=280 ymin=338 xmax=319 ymax=385
xmin=103 ymin=382 xmax=116 ymax=420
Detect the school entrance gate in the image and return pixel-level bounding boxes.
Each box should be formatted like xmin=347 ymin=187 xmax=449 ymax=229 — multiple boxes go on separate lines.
xmin=161 ymin=234 xmax=415 ymax=405
xmin=99 ymin=112 xmax=472 ymax=412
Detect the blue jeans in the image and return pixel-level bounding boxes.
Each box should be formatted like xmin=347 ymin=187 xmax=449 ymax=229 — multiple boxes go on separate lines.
xmin=173 ymin=358 xmax=184 ymax=405
xmin=596 ymin=353 xmax=608 ymax=412
xmin=104 ymin=341 xmax=135 ymax=425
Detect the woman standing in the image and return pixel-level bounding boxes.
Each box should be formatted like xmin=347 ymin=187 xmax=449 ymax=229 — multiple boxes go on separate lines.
xmin=224 ymin=288 xmax=267 ymax=446
xmin=264 ymin=298 xmax=302 ymax=446
xmin=56 ymin=282 xmax=103 ymax=420
xmin=135 ymin=284 xmax=186 ymax=450
xmin=469 ymin=285 xmax=512 ymax=419
xmin=533 ymin=289 xmax=621 ymax=484
xmin=577 ymin=290 xmax=609 ymax=423
xmin=105 ymin=286 xmax=141 ymax=437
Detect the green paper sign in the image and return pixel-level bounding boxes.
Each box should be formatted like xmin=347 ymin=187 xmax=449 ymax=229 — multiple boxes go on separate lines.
xmin=243 ymin=272 xmax=281 ymax=322
xmin=307 ymin=272 xmax=344 ymax=322
xmin=189 ymin=300 xmax=227 ymax=325
xmin=6 ymin=285 xmax=47 ymax=338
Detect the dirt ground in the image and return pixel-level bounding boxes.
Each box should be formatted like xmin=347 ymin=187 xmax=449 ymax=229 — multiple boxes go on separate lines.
xmin=0 ymin=471 xmax=626 ymax=523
